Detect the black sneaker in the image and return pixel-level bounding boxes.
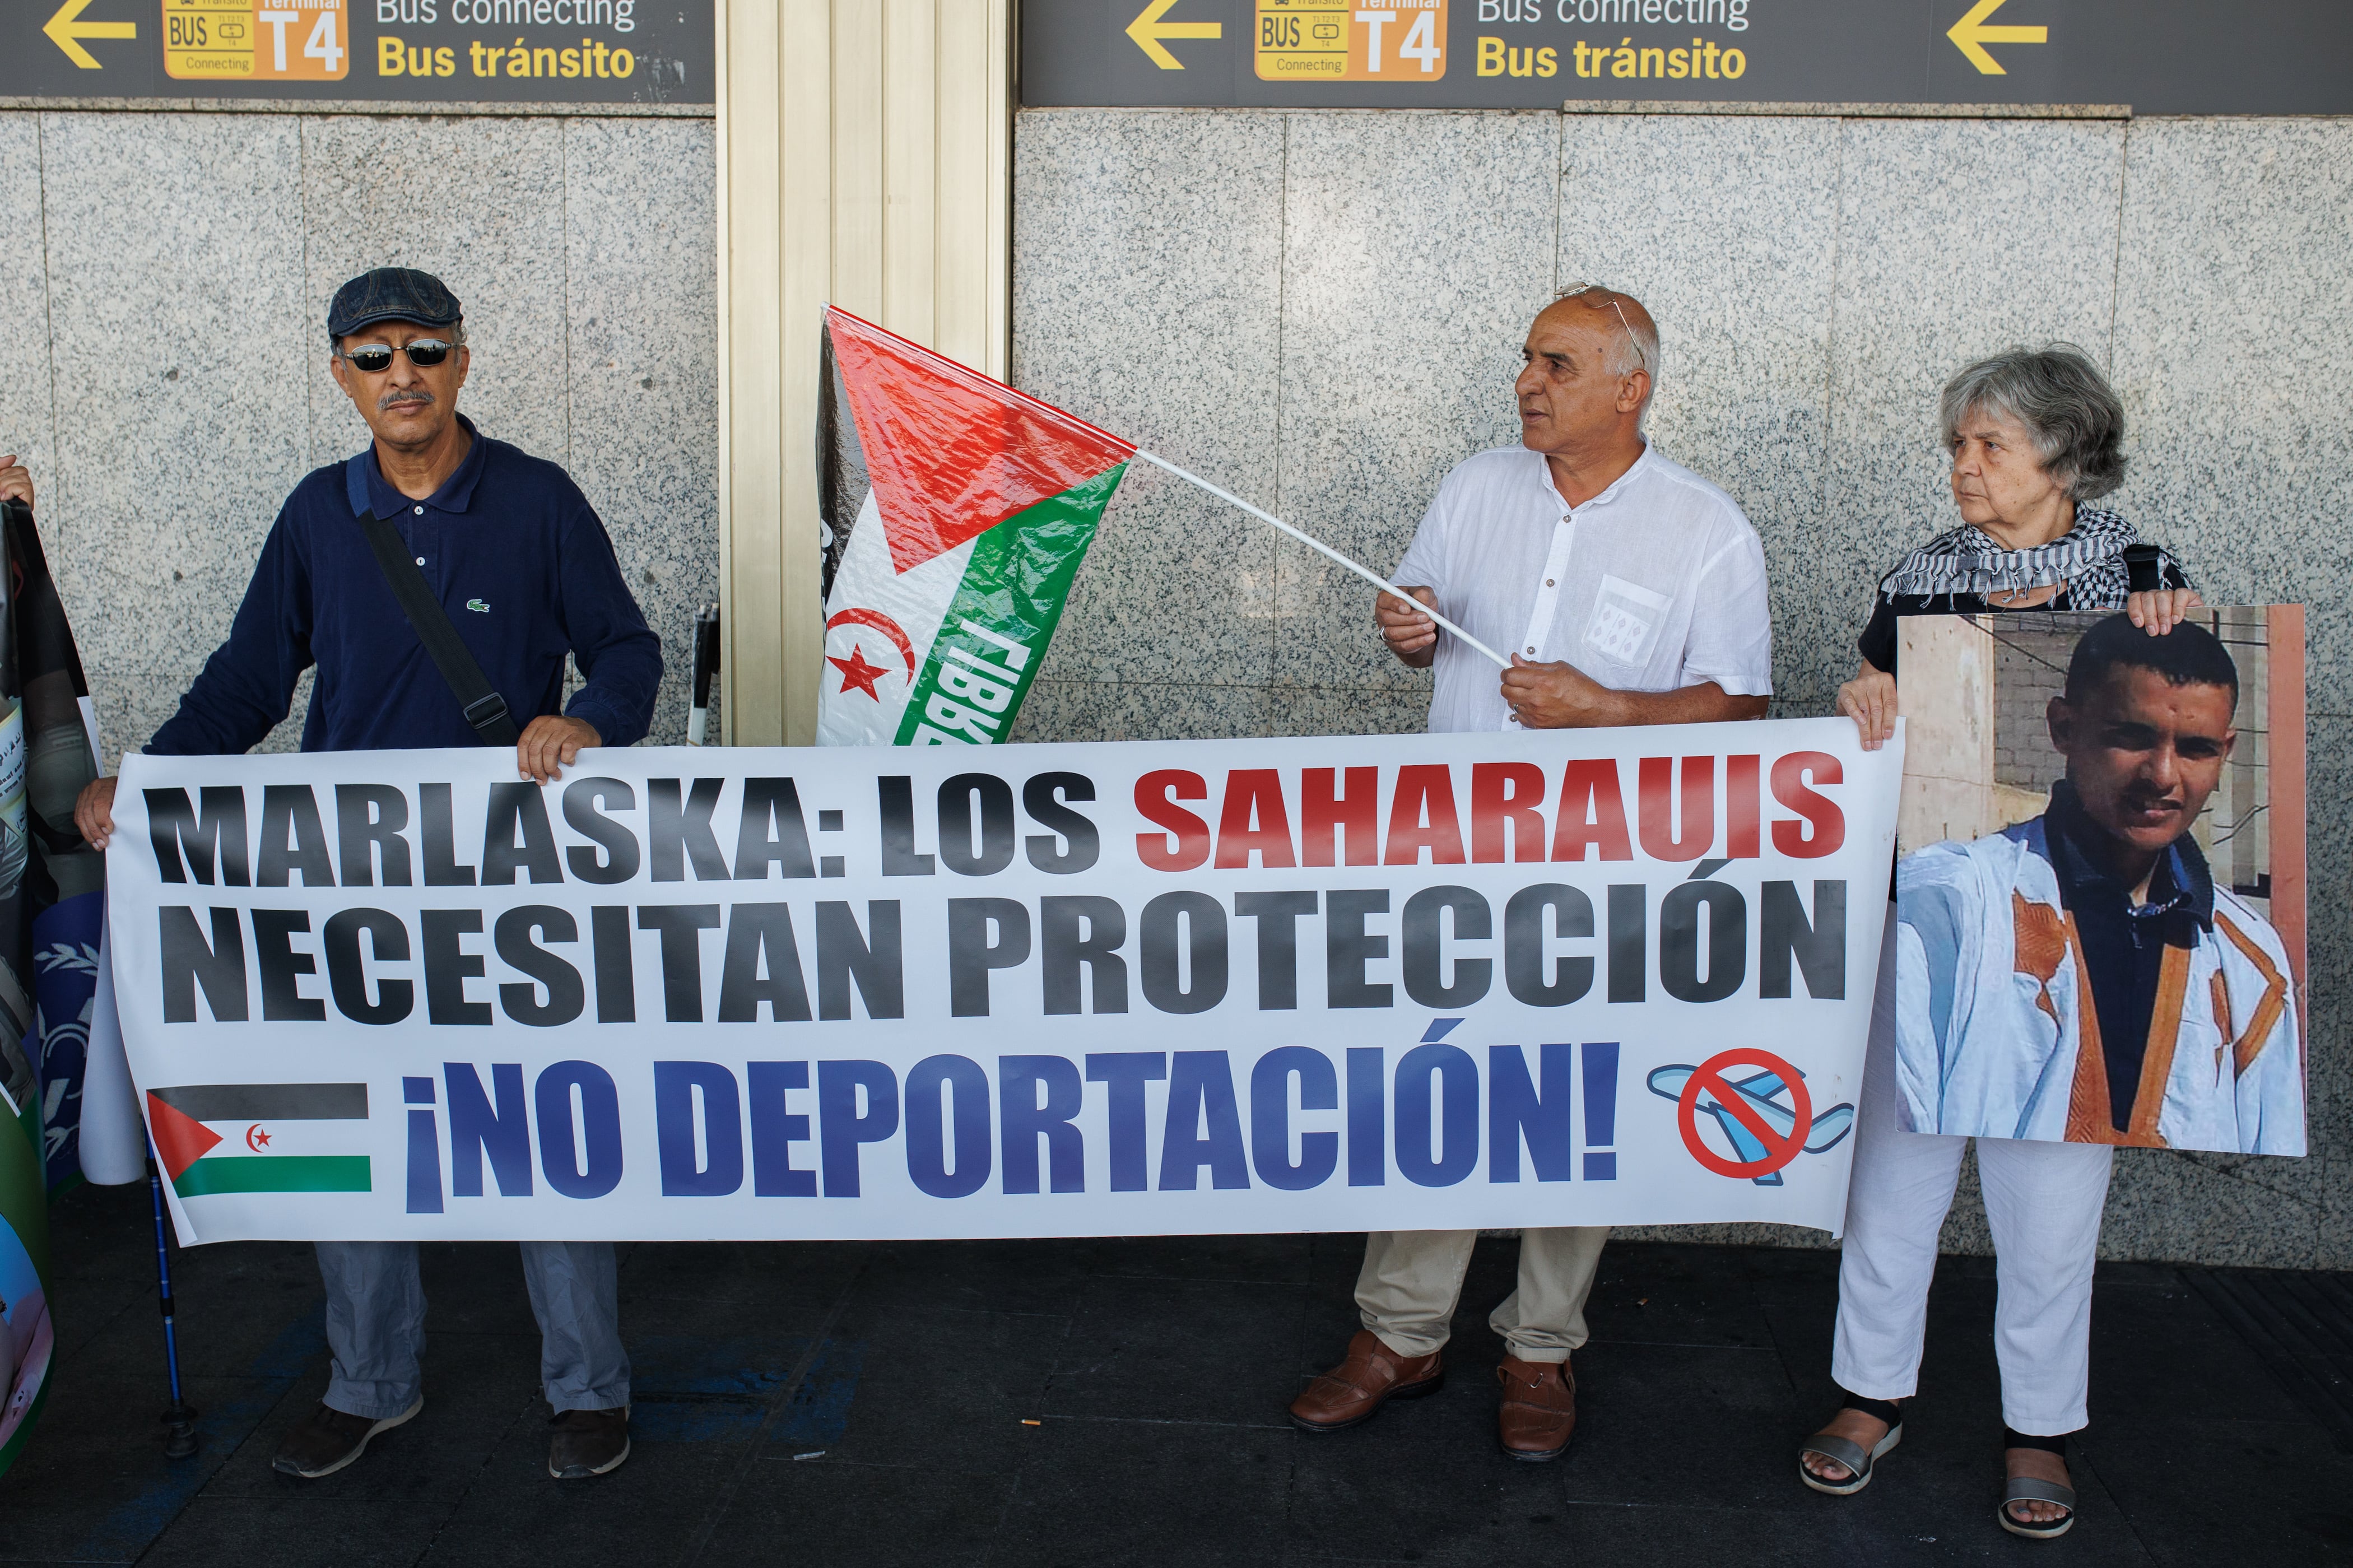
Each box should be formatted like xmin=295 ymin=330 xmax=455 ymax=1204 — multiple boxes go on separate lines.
xmin=272 ymin=1397 xmax=422 ymax=1479
xmin=548 ymin=1406 xmax=631 ymax=1479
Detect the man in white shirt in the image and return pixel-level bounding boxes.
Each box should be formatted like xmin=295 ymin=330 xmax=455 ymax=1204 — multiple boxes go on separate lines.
xmin=1287 ymin=285 xmax=1774 ymax=1462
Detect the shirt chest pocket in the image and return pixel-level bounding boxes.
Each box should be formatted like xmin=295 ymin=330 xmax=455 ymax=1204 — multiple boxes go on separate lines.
xmin=1580 ymin=573 xmax=1672 ymax=669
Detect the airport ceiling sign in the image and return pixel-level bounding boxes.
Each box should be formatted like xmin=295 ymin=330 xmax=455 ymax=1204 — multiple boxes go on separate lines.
xmin=3 ymin=0 xmax=713 ymax=105
xmin=1023 ymin=0 xmax=2353 ymax=115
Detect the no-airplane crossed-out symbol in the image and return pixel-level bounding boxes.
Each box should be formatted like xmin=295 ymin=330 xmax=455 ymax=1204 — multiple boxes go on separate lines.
xmin=1649 ymin=1048 xmax=1854 ymax=1185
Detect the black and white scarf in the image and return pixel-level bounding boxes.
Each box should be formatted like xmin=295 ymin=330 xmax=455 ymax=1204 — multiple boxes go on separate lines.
xmin=1876 ymin=506 xmax=2143 ymax=609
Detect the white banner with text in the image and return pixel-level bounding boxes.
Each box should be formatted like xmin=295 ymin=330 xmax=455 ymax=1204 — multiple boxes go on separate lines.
xmin=107 ymin=721 xmax=1900 ymax=1244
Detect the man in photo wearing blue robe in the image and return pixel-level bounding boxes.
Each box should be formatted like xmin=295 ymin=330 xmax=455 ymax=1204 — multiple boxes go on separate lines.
xmin=1896 ymin=614 xmax=2301 ymax=1155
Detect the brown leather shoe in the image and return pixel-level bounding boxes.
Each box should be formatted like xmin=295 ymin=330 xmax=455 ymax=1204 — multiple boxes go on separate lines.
xmin=1496 ymin=1356 xmax=1576 ymax=1462
xmin=548 ymin=1406 xmax=631 ymax=1478
xmin=272 ymin=1397 xmax=422 ymax=1479
xmin=1289 ymin=1330 xmax=1444 ymax=1432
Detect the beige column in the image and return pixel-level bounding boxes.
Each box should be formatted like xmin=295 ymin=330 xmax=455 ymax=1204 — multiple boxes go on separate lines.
xmin=715 ymin=0 xmax=1013 ymax=745
xmin=1896 ymin=614 xmax=2000 ymax=855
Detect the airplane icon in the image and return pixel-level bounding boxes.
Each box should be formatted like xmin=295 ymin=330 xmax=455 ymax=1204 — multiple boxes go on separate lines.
xmin=1647 ymin=1064 xmax=1855 ymax=1187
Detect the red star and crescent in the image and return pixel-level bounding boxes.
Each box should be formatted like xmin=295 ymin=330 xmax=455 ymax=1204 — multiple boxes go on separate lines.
xmin=827 ymin=644 xmax=891 ymax=701
xmin=821 ymin=608 xmax=918 ymax=705
xmin=245 ymin=1123 xmax=272 ymax=1151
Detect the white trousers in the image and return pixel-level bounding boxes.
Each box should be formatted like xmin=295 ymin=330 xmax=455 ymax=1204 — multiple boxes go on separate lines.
xmin=1830 ymin=909 xmax=2114 ymax=1436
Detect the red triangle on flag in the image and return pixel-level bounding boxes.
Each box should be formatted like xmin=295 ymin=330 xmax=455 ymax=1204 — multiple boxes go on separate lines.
xmin=147 ymin=1091 xmax=223 ymax=1182
xmin=827 ymin=307 xmax=1136 ymax=576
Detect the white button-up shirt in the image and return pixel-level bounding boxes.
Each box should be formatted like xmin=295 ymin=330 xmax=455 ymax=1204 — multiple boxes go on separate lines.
xmin=1392 ymin=443 xmax=1774 ymax=734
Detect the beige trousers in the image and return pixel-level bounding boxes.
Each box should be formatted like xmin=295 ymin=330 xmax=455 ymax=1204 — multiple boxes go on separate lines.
xmin=1355 ymin=1226 xmax=1610 ymax=1364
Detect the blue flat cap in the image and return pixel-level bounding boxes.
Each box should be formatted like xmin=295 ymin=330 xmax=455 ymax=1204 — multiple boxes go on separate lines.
xmin=327 ymin=267 xmax=462 ymax=341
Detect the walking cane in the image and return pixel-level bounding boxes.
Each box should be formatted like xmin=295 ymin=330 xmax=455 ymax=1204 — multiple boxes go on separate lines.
xmin=689 ymin=602 xmax=720 ymax=744
xmin=147 ymin=1143 xmax=198 ymax=1458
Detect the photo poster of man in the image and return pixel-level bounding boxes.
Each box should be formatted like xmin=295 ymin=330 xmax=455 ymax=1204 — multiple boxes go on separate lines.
xmin=1891 ymin=607 xmax=2307 ymax=1155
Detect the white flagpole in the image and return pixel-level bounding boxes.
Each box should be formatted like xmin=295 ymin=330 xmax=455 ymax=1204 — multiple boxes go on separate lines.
xmin=1132 ymin=449 xmax=1513 ymax=671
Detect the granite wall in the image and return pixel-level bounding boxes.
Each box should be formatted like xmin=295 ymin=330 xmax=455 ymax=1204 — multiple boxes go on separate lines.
xmin=0 ymin=108 xmax=719 ymax=761
xmin=2 ymin=102 xmax=2338 ymax=1267
xmin=1006 ymin=108 xmax=2353 ymax=1269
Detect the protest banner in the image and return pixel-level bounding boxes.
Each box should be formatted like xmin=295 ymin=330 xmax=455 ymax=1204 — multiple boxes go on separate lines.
xmin=105 ymin=718 xmax=1899 ymax=1246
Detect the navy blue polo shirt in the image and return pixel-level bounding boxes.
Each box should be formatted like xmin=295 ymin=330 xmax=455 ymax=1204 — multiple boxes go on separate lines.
xmin=2044 ymin=779 xmax=2215 ymax=1131
xmin=148 ymin=416 xmax=662 ymax=756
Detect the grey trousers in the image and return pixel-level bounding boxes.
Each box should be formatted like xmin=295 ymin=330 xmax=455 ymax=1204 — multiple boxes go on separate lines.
xmin=315 ymin=1240 xmax=631 ymax=1420
xmin=1355 ymin=1227 xmax=1611 ymax=1364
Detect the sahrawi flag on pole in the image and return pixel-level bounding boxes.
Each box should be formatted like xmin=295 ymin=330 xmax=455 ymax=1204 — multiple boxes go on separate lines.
xmin=815 ymin=306 xmax=1506 ymax=748
xmin=816 ymin=308 xmax=1134 ymax=747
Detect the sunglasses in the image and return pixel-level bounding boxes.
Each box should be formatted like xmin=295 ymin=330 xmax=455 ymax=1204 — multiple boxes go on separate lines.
xmin=1553 ymin=282 xmax=1649 ymax=375
xmin=337 ymin=339 xmax=459 ymax=373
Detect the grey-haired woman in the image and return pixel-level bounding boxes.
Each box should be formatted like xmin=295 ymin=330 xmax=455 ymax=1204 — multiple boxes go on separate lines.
xmin=1838 ymin=345 xmax=2200 ymax=745
xmin=1798 ymin=346 xmax=2201 ymax=1541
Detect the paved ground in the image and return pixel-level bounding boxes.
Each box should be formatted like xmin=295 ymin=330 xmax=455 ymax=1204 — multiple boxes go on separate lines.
xmin=5 ymin=1178 xmax=2352 ymax=1566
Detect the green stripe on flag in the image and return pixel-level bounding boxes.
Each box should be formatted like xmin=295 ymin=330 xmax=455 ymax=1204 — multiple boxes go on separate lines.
xmin=894 ymin=463 xmax=1125 ymax=745
xmin=173 ymin=1156 xmax=372 ymax=1197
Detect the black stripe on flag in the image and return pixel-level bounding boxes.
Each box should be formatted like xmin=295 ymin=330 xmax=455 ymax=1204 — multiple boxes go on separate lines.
xmin=150 ymin=1083 xmax=370 ymax=1121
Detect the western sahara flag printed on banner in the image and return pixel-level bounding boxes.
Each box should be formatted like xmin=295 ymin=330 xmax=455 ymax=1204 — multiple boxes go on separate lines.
xmin=146 ymin=1083 xmax=370 ymax=1199
xmin=816 ymin=307 xmax=1133 ymax=748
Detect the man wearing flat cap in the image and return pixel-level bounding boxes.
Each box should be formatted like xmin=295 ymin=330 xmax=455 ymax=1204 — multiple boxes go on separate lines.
xmin=74 ymin=268 xmax=662 ymax=1481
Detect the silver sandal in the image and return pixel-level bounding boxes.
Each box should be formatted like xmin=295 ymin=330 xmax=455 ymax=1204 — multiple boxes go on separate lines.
xmin=1798 ymin=1395 xmax=1903 ymax=1496
xmin=1999 ymin=1427 xmax=2078 ymax=1538
xmin=1999 ymin=1477 xmax=2077 ymax=1539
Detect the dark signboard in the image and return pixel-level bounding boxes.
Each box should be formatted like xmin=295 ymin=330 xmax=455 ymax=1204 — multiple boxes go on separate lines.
xmin=2 ymin=0 xmax=712 ymax=105
xmin=1023 ymin=0 xmax=2353 ymax=115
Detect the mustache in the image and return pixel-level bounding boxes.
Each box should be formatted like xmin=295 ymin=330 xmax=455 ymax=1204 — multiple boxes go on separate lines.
xmin=377 ymin=388 xmax=436 ymax=413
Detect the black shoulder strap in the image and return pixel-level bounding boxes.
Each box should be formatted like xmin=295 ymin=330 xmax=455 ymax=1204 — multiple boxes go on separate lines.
xmin=354 ymin=509 xmax=521 ymax=746
xmin=2122 ymin=542 xmax=2169 ymax=594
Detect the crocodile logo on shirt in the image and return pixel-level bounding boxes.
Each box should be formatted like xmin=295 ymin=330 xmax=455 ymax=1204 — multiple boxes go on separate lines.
xmin=466 ymin=599 xmax=490 ymax=613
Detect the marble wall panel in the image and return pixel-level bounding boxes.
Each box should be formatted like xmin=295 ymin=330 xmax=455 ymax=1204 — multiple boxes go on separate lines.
xmin=1268 ymin=685 xmax=1432 ymax=741
xmin=2110 ymin=119 xmax=2353 ymax=684
xmin=1557 ymin=114 xmax=1842 ymax=712
xmin=2113 ymin=125 xmax=2353 ymax=1264
xmin=563 ymin=117 xmax=720 ymax=747
xmin=300 ymin=114 xmax=571 ymax=471
xmin=1011 ymin=111 xmax=1285 ymax=725
xmin=2101 ymin=1150 xmax=2324 ymax=1267
xmin=1007 ymin=678 xmax=1269 ymax=745
xmin=2324 ymin=1180 xmax=2353 ymax=1274
xmin=1813 ymin=118 xmax=2129 ymax=713
xmin=39 ymin=112 xmax=310 ymax=763
xmin=1273 ymin=111 xmax=1560 ymax=697
xmin=18 ymin=113 xmax=713 ymax=764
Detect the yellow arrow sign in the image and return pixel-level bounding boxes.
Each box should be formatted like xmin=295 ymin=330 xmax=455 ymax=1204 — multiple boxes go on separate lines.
xmin=1947 ymin=0 xmax=2047 ymax=75
xmin=43 ymin=0 xmax=136 ymax=69
xmin=1127 ymin=0 xmax=1221 ymax=71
